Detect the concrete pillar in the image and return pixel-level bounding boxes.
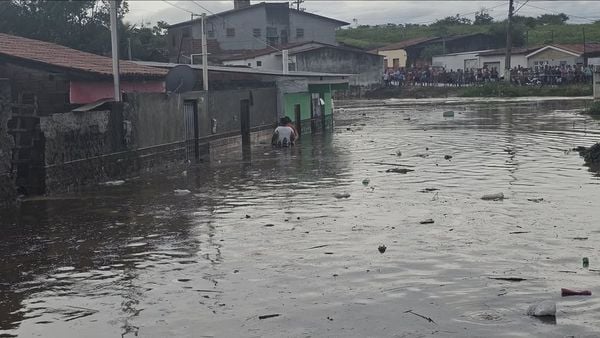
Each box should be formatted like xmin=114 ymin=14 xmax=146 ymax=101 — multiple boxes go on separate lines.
xmin=0 ymin=79 xmax=16 ymax=206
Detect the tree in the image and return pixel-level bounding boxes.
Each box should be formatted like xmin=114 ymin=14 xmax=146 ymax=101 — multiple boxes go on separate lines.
xmin=474 ymin=9 xmax=494 ymax=25
xmin=512 ymin=15 xmax=537 ymax=28
xmin=0 ymin=0 xmax=166 ymax=61
xmin=432 ymin=14 xmax=472 ymax=27
xmin=537 ymin=13 xmax=569 ymax=25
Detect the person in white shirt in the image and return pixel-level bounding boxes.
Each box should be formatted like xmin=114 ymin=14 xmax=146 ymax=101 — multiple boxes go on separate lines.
xmin=272 ymin=118 xmax=296 ymax=147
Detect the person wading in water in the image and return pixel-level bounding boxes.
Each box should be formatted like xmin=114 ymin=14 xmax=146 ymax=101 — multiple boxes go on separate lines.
xmin=272 ymin=117 xmax=297 ymax=147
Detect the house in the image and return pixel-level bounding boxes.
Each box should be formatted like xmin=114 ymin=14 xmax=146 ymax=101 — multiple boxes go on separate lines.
xmin=371 ymin=37 xmax=437 ymax=69
xmin=0 ymin=32 xmax=166 ymax=198
xmin=432 ymin=50 xmax=494 ymax=71
xmin=0 ymin=33 xmax=348 ymax=202
xmin=526 ymin=44 xmax=600 ymax=69
xmin=477 ymin=47 xmax=541 ymax=71
xmin=373 ymin=33 xmax=500 ymax=68
xmin=166 ymin=1 xmax=349 ymax=63
xmin=220 ymin=41 xmax=383 ymax=87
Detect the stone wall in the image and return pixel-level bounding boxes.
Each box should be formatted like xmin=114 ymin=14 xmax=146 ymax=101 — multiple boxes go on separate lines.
xmin=0 ymin=79 xmax=16 ymax=206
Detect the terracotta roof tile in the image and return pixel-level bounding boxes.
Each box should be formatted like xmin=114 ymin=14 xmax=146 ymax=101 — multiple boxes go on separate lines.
xmin=0 ymin=33 xmax=166 ymax=78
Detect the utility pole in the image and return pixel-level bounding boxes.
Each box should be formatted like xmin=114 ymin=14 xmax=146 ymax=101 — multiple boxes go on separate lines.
xmin=127 ymin=38 xmax=132 ymax=60
xmin=109 ymin=0 xmax=121 ymax=101
xmin=583 ymin=27 xmax=587 ymax=66
xmin=291 ymin=0 xmax=304 ymax=11
xmin=201 ymin=13 xmax=209 ymax=91
xmin=504 ymin=0 xmax=514 ymax=83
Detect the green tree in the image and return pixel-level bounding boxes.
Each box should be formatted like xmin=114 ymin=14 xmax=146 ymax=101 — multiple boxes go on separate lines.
xmin=0 ymin=0 xmax=166 ymax=61
xmin=537 ymin=13 xmax=569 ymax=25
xmin=432 ymin=14 xmax=472 ymax=27
xmin=474 ymin=9 xmax=494 ymax=25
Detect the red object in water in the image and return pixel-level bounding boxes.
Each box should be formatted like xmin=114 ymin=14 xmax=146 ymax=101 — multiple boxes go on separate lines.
xmin=561 ymin=288 xmax=592 ymax=296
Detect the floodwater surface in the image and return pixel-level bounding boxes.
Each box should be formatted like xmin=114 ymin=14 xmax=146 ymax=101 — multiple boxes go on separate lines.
xmin=1 ymin=98 xmax=600 ymax=337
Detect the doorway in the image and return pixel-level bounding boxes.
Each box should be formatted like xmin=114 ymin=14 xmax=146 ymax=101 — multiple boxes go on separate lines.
xmin=240 ymin=99 xmax=250 ymax=147
xmin=294 ymin=104 xmax=302 ymax=137
xmin=183 ymin=100 xmax=199 ymax=161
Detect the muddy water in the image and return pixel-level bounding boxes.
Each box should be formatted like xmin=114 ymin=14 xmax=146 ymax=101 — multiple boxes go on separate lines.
xmin=2 ymin=99 xmax=600 ymax=337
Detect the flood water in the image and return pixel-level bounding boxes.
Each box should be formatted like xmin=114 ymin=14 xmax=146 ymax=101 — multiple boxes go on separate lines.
xmin=2 ymin=98 xmax=600 ymax=337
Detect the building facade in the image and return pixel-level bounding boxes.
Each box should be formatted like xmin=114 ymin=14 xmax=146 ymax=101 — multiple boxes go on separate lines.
xmin=166 ymin=1 xmax=348 ymax=63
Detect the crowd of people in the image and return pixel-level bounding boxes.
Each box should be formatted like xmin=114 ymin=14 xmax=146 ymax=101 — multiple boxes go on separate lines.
xmin=383 ymin=64 xmax=595 ymax=87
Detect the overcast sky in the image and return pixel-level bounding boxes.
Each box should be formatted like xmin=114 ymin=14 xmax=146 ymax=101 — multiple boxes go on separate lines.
xmin=125 ymin=1 xmax=600 ymax=27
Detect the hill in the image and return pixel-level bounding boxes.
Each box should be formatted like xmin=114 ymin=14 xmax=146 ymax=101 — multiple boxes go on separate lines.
xmin=336 ymin=22 xmax=600 ymax=51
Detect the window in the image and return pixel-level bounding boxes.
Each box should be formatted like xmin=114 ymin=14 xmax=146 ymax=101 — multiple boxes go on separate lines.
xmin=256 ymin=60 xmax=262 ymax=67
xmin=226 ymin=28 xmax=235 ymax=37
xmin=296 ymin=28 xmax=304 ymax=38
xmin=253 ymin=28 xmax=261 ymax=37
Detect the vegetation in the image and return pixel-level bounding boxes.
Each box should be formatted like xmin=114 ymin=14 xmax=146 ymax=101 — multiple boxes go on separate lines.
xmin=337 ymin=12 xmax=600 ymax=50
xmin=0 ymin=0 xmax=168 ymax=61
xmin=586 ymin=101 xmax=600 ymax=115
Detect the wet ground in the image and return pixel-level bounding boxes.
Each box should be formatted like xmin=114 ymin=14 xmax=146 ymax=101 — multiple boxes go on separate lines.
xmin=2 ymin=98 xmax=600 ymax=337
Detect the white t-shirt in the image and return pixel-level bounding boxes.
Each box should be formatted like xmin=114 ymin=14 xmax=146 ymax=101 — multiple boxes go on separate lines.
xmin=274 ymin=126 xmax=295 ymax=146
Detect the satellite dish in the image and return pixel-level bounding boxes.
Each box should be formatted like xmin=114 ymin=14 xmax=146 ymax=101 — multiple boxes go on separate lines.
xmin=166 ymin=65 xmax=197 ymax=94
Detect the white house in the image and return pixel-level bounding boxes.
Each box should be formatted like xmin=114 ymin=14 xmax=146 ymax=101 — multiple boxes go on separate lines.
xmin=432 ymin=50 xmax=493 ymax=71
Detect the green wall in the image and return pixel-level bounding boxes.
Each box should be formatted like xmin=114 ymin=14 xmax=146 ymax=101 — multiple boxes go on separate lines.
xmin=284 ymin=92 xmax=311 ymax=121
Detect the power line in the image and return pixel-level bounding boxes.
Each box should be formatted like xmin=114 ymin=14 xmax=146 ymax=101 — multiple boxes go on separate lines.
xmin=161 ymin=0 xmax=197 ymax=15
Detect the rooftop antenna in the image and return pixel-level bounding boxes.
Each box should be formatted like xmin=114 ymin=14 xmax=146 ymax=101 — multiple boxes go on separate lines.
xmin=291 ymin=0 xmax=304 ymax=11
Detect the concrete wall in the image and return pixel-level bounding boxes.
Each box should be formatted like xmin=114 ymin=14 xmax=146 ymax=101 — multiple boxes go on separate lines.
xmin=223 ymin=53 xmax=282 ymax=70
xmin=479 ymin=54 xmax=528 ymax=71
xmin=378 ymin=49 xmax=408 ymax=69
xmin=288 ymin=11 xmax=339 ymax=45
xmin=295 ymin=48 xmax=383 ymax=87
xmin=0 ymin=79 xmax=16 ymax=206
xmin=432 ymin=51 xmax=483 ymax=71
xmin=125 ymin=93 xmax=185 ymax=149
xmin=527 ymin=48 xmax=582 ymax=68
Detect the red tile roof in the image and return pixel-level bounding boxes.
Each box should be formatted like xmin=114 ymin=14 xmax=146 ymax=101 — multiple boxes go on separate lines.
xmin=0 ymin=33 xmax=167 ymax=79
xmin=551 ymin=43 xmax=600 ymax=55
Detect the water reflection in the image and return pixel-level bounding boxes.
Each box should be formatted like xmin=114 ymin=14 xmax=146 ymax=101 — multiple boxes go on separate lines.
xmin=2 ymin=99 xmax=600 ymax=337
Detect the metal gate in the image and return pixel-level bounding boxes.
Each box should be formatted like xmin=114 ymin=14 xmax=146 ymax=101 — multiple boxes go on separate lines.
xmin=183 ymin=100 xmax=198 ymax=161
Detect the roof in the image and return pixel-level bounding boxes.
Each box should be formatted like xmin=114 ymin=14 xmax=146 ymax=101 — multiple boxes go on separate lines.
xmin=373 ymin=37 xmax=440 ymax=52
xmin=220 ymin=41 xmax=380 ymax=61
xmin=477 ymin=46 xmax=542 ymax=57
xmin=133 ymin=61 xmax=353 ymax=79
xmin=167 ymin=2 xmax=349 ymax=29
xmin=433 ymin=49 xmax=494 ymax=57
xmin=547 ymin=44 xmax=600 ymax=56
xmin=0 ymin=33 xmax=167 ymax=79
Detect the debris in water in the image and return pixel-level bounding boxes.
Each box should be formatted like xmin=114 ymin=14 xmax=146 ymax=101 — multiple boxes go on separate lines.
xmin=102 ymin=180 xmax=125 ymax=186
xmin=527 ymin=300 xmax=556 ymax=317
xmin=420 ymin=188 xmax=439 ymax=193
xmin=334 ymin=192 xmax=351 ymax=199
xmin=258 ymin=314 xmax=280 ymax=320
xmin=527 ymin=198 xmax=544 ymax=203
xmin=264 ymin=224 xmax=275 ymax=227
xmin=509 ymin=231 xmax=530 ymax=234
xmin=573 ymin=237 xmax=588 ymax=240
xmin=378 ymin=245 xmax=387 ymax=254
xmin=444 ymin=155 xmax=453 ymax=160
xmin=481 ymin=193 xmax=504 ymax=201
xmin=396 ymin=150 xmax=402 ymax=157
xmin=326 ymin=316 xmax=334 ymax=321
xmin=443 ymin=111 xmax=455 ymax=117
xmin=182 ymin=170 xmax=187 ymax=177
xmin=420 ymin=219 xmax=435 ymax=224
xmin=174 ymin=189 xmax=191 ymax=195
xmin=362 ymin=178 xmax=370 ymax=185
xmin=245 ymin=215 xmax=251 ymax=219
xmin=386 ymin=168 xmax=414 ymax=174
xmin=583 ymin=257 xmax=589 ymax=268
xmin=561 ymin=288 xmax=591 ymax=296
xmin=404 ymin=310 xmax=437 ymax=324
xmin=488 ymin=277 xmax=527 ymax=282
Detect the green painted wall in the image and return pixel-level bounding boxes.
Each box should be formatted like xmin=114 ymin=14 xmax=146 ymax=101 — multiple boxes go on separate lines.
xmin=323 ymin=91 xmax=332 ymax=116
xmin=284 ymin=93 xmax=311 ymax=121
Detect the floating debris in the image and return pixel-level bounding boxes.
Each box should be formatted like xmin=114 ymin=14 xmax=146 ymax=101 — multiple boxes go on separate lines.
xmin=102 ymin=180 xmax=125 ymax=186
xmin=258 ymin=314 xmax=280 ymax=320
xmin=481 ymin=193 xmax=504 ymax=201
xmin=561 ymin=288 xmax=592 ymax=296
xmin=488 ymin=277 xmax=527 ymax=282
xmin=444 ymin=155 xmax=453 ymax=160
xmin=386 ymin=168 xmax=414 ymax=174
xmin=420 ymin=219 xmax=435 ymax=224
xmin=443 ymin=111 xmax=455 ymax=117
xmin=174 ymin=189 xmax=191 ymax=195
xmin=378 ymin=245 xmax=387 ymax=254
xmin=334 ymin=192 xmax=351 ymax=199
xmin=527 ymin=198 xmax=544 ymax=203
xmin=362 ymin=178 xmax=370 ymax=186
xmin=527 ymin=300 xmax=556 ymax=317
